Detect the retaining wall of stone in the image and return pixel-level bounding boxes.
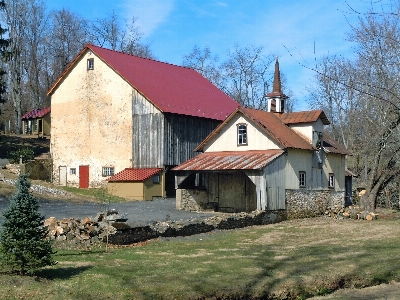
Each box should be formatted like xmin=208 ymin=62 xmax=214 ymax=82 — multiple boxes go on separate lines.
xmin=286 ymin=189 xmax=345 ymax=219
xmin=176 ymin=189 xmax=207 ymax=211
xmin=108 ymin=209 xmax=287 ymax=245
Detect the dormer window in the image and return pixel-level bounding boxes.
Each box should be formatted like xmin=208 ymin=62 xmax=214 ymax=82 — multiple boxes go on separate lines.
xmin=237 ymin=123 xmax=247 ymax=145
xmin=87 ymin=58 xmax=94 ymax=70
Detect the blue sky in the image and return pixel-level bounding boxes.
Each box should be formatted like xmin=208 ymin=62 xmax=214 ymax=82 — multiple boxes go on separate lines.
xmin=46 ymin=0 xmax=393 ymax=111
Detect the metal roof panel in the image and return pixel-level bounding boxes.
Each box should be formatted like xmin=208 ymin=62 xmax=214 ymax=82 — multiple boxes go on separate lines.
xmin=21 ymin=107 xmax=51 ymax=120
xmin=172 ymin=150 xmax=285 ymax=171
xmin=48 ymin=45 xmax=239 ymax=121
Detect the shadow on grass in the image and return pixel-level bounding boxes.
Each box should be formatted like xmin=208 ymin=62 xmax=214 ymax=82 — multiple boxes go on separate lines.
xmin=37 ymin=265 xmax=92 ymax=280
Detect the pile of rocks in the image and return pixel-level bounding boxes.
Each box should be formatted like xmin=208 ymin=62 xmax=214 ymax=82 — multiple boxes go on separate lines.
xmin=5 ymin=163 xmax=20 ymax=175
xmin=44 ymin=211 xmax=125 ymax=245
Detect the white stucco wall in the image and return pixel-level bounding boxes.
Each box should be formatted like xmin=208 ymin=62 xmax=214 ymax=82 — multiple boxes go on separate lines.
xmin=50 ymin=49 xmax=134 ymax=187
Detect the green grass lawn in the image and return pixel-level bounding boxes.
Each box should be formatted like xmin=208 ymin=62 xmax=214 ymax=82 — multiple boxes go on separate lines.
xmin=0 ymin=215 xmax=399 ymax=300
xmin=60 ymin=186 xmax=126 ymax=203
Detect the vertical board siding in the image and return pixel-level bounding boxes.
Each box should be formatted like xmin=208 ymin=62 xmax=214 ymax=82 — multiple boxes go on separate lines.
xmin=163 ymin=113 xmax=220 ymax=166
xmin=263 ymin=155 xmax=286 ymax=210
xmin=132 ymin=91 xmax=164 ymax=168
xmin=132 ymin=92 xmax=220 ymax=168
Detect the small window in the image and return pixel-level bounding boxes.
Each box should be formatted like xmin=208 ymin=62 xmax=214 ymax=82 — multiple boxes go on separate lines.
xmin=237 ymin=123 xmax=247 ymax=145
xmin=87 ymin=58 xmax=94 ymax=70
xmin=299 ymin=171 xmax=306 ymax=188
xmin=329 ymin=173 xmax=335 ymax=188
xmin=102 ymin=167 xmax=114 ymax=177
xmin=153 ymin=174 xmax=160 ymax=184
xmin=195 ymin=172 xmax=204 ymax=187
xmin=70 ymin=168 xmax=76 ymax=175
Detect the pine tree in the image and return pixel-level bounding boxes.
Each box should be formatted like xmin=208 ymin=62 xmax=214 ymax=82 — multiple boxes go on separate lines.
xmin=0 ymin=174 xmax=56 ymax=275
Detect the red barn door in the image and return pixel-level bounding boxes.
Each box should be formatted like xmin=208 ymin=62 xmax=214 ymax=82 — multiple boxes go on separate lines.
xmin=79 ymin=165 xmax=89 ymax=188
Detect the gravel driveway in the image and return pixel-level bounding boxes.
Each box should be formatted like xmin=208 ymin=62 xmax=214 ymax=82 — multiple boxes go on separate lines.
xmin=0 ymin=196 xmax=219 ymax=227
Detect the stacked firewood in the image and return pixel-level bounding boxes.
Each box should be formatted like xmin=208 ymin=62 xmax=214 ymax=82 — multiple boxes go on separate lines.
xmin=324 ymin=205 xmax=378 ymax=221
xmin=43 ymin=211 xmax=124 ymax=244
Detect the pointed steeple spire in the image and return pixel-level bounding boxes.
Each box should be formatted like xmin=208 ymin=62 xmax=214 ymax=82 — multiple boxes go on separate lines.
xmin=266 ymin=57 xmax=287 ymax=113
xmin=266 ymin=57 xmax=286 ymax=98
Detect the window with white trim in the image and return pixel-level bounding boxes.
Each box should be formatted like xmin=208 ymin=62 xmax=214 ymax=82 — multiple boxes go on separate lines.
xmin=70 ymin=168 xmax=76 ymax=175
xmin=329 ymin=173 xmax=335 ymax=188
xmin=87 ymin=58 xmax=94 ymax=70
xmin=237 ymin=123 xmax=247 ymax=145
xmin=299 ymin=171 xmax=306 ymax=188
xmin=102 ymin=167 xmax=114 ymax=176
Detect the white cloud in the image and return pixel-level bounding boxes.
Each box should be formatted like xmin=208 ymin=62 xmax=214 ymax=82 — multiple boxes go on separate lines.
xmin=122 ymin=0 xmax=175 ymax=36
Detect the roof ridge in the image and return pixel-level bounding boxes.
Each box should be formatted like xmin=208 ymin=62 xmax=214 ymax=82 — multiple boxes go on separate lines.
xmin=241 ymin=107 xmax=313 ymax=149
xmin=86 ymin=43 xmax=196 ymax=71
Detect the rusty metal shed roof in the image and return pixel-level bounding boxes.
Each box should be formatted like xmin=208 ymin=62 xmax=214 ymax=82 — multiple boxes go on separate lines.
xmin=172 ymin=150 xmax=284 ymax=171
xmin=21 ymin=107 xmax=51 ymax=120
xmin=107 ymin=168 xmax=163 ymax=182
xmin=47 ymin=44 xmax=239 ymax=121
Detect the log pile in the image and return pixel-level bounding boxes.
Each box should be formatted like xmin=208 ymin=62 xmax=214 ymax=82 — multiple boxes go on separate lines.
xmin=324 ymin=205 xmax=378 ymax=221
xmin=44 ymin=211 xmax=123 ymax=245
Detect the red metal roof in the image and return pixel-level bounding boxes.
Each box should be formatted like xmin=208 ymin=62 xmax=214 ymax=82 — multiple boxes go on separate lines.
xmin=47 ymin=44 xmax=239 ymax=121
xmin=195 ymin=107 xmax=314 ymax=152
xmin=172 ymin=150 xmax=284 ymax=171
xmin=276 ymin=110 xmax=330 ymax=125
xmin=21 ymin=107 xmax=51 ymax=120
xmin=107 ymin=168 xmax=162 ymax=182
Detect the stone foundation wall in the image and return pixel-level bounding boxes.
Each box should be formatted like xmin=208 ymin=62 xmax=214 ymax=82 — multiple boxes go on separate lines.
xmin=176 ymin=189 xmax=208 ymax=211
xmin=108 ymin=209 xmax=287 ymax=245
xmin=286 ymin=189 xmax=345 ymax=219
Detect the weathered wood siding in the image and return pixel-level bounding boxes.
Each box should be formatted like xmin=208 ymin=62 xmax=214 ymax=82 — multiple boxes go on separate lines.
xmin=324 ymin=152 xmax=346 ymax=191
xmin=285 ymin=148 xmax=345 ymax=191
xmin=285 ymin=148 xmax=313 ymax=190
xmin=132 ymin=90 xmax=164 ymax=168
xmin=262 ymin=154 xmax=287 ymax=210
xmin=163 ymin=113 xmax=220 ymax=166
xmin=204 ymin=114 xmax=282 ymax=152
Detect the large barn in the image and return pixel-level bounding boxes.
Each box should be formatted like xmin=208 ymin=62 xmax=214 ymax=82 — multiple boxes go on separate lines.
xmin=47 ymin=44 xmax=238 ymax=197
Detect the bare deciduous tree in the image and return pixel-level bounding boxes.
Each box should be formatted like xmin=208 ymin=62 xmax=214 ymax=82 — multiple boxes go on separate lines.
xmin=309 ymin=6 xmax=400 ymax=208
xmin=182 ymin=45 xmax=223 ymax=87
xmin=91 ymin=12 xmax=154 ymax=58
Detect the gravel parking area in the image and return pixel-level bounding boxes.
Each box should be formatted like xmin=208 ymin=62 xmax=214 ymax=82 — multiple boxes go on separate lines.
xmin=0 ymin=196 xmax=219 ymax=226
